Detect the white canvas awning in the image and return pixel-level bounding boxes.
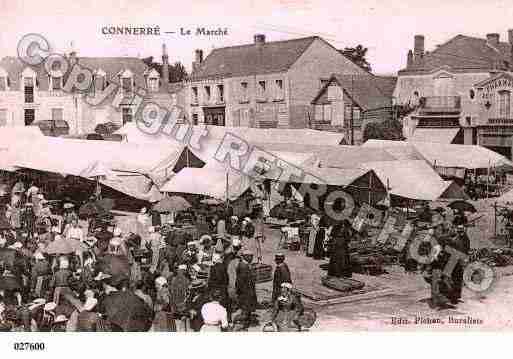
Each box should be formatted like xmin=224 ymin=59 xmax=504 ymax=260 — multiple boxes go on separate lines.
xmin=360 ymin=160 xmax=466 ymax=201
xmin=409 ymin=128 xmax=460 ymax=144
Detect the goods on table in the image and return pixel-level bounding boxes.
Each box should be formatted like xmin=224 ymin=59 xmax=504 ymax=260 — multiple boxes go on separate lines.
xmin=321 ymin=276 xmax=365 ymax=292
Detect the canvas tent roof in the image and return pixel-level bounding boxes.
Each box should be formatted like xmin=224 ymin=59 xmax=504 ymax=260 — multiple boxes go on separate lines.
xmin=0 ymin=127 xmax=45 ymax=171
xmin=160 ymin=167 xmax=250 ymax=200
xmin=359 ymin=160 xmax=466 ymax=201
xmin=14 ymin=136 xmax=184 ymax=177
xmin=409 ymin=128 xmax=460 ymax=144
xmin=363 ymin=140 xmax=513 ymax=170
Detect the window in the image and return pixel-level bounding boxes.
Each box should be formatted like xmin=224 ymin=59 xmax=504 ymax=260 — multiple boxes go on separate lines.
xmin=499 ymin=90 xmax=511 ymax=118
xmin=148 ymin=77 xmax=159 ymax=92
xmin=51 ymin=108 xmax=63 ymax=122
xmin=240 ymin=82 xmax=248 ymax=102
xmin=0 ymin=77 xmax=6 ymax=91
xmin=122 ymin=107 xmax=133 ymax=124
xmin=192 ymin=87 xmax=199 ymax=103
xmin=192 ymin=114 xmax=199 ymax=125
xmin=217 ymin=85 xmax=224 ymax=103
xmin=51 ymin=76 xmax=62 ymax=90
xmin=94 ymin=75 xmax=105 ymax=93
xmin=323 ymin=104 xmax=331 ymax=123
xmin=24 ymin=109 xmax=35 ymax=125
xmin=0 ymin=109 xmax=6 ymax=126
xmin=258 ymin=81 xmax=266 ymax=100
xmin=24 ymin=78 xmax=34 ymax=103
xmin=204 ymin=86 xmax=211 ymax=102
xmin=121 ymin=77 xmax=132 ymax=94
xmin=275 ymin=80 xmax=284 ymax=100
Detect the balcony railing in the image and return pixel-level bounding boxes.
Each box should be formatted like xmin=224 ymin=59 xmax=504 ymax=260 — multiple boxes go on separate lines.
xmin=420 ymin=96 xmax=461 ymax=109
xmin=488 ymin=118 xmax=513 ymax=125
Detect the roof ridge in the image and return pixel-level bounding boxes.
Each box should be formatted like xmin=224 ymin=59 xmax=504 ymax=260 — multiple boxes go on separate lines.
xmin=207 ymin=35 xmax=318 ymax=52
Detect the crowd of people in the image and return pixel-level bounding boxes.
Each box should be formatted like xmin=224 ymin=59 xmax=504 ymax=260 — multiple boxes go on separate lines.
xmin=0 ymin=179 xmax=307 ymax=332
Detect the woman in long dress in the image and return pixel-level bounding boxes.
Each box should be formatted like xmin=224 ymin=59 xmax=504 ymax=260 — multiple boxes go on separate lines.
xmin=327 ymin=220 xmax=352 ymax=278
xmin=307 ymin=214 xmax=325 ymax=259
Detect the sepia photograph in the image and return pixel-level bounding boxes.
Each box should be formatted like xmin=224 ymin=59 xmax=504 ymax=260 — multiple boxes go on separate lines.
xmin=1 ymin=0 xmax=513 ymax=356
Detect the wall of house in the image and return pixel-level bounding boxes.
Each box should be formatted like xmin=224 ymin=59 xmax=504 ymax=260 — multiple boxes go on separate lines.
xmin=394 ymin=71 xmax=490 ymax=109
xmin=187 ymin=71 xmax=290 ymax=128
xmin=287 ymin=38 xmax=366 ymax=128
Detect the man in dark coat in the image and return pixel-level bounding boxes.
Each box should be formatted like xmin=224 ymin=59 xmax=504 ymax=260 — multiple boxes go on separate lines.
xmin=236 ymin=250 xmax=258 ymax=330
xmin=327 ymin=220 xmax=352 ymax=278
xmin=448 ymin=225 xmax=471 ymax=304
xmin=208 ymin=253 xmax=230 ymax=319
xmin=272 ymin=253 xmax=291 ymax=303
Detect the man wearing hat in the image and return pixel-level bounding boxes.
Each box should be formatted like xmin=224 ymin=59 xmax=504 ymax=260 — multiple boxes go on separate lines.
xmin=197 ymin=235 xmax=214 ymax=266
xmin=226 ymin=238 xmax=242 ymax=311
xmin=170 ymin=264 xmax=190 ymax=331
xmin=31 ymin=251 xmax=50 ymax=298
xmin=50 ymin=256 xmax=73 ymax=305
xmin=207 ymin=253 xmax=230 ymax=319
xmin=188 ymin=279 xmax=209 ymax=331
xmin=447 ymin=225 xmax=471 ymax=305
xmin=272 ymin=253 xmax=292 ymax=303
xmin=236 ymin=250 xmax=258 ymax=330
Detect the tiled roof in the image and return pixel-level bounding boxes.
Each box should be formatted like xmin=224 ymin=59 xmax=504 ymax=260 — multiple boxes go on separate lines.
xmin=0 ymin=55 xmax=148 ymax=91
xmin=313 ymin=74 xmax=395 ymax=110
xmin=401 ymin=35 xmax=512 ymax=73
xmin=190 ymin=36 xmax=318 ymax=80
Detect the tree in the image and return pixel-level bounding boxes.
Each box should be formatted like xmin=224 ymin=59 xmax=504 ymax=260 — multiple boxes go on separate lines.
xmin=141 ymin=57 xmax=189 ymax=83
xmin=339 ymin=45 xmax=372 ymax=72
xmin=363 ymin=118 xmax=404 ymax=142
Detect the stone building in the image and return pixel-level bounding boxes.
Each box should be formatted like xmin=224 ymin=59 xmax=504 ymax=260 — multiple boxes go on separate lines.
xmin=311 ymin=74 xmax=396 ymax=144
xmin=0 ymin=44 xmax=182 ymax=135
xmin=395 ymin=31 xmax=513 ymax=157
xmin=186 ymin=34 xmax=366 ymax=129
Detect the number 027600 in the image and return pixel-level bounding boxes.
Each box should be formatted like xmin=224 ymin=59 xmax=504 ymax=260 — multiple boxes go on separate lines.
xmin=13 ymin=342 xmax=45 ymax=351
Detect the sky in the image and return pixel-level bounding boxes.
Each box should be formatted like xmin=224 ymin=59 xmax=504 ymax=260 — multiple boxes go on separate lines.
xmin=2 ymin=0 xmax=513 ymax=75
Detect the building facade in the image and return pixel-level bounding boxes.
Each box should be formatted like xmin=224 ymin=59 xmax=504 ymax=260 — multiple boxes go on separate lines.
xmin=186 ymin=34 xmax=367 ymax=129
xmin=311 ymin=74 xmax=396 ymax=144
xmin=395 ymin=31 xmax=513 ymax=157
xmin=0 ymin=45 xmax=181 ymax=135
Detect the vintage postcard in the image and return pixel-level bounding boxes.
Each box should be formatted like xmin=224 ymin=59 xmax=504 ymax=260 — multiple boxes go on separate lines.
xmin=1 ymin=1 xmax=513 ymax=353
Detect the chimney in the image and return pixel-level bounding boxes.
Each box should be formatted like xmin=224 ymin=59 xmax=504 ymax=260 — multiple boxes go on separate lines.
xmin=414 ymin=35 xmax=425 ymax=62
xmin=509 ymin=29 xmax=513 ymax=70
xmin=192 ymin=49 xmax=203 ymax=71
xmin=407 ymin=50 xmax=414 ymax=67
xmin=486 ymin=33 xmax=500 ymax=47
xmin=254 ymin=34 xmax=266 ymax=47
xmin=162 ymin=44 xmax=169 ymax=89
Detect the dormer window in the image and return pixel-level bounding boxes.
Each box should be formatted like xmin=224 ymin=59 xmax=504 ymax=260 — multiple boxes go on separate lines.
xmin=22 ymin=67 xmax=37 ymax=103
xmin=119 ymin=69 xmax=133 ymax=94
xmin=144 ymin=68 xmax=160 ymax=92
xmin=94 ymin=69 xmax=106 ymax=93
xmin=148 ymin=77 xmax=159 ymax=92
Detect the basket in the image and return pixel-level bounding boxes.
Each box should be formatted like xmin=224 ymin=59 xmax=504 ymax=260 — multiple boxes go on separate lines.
xmin=251 ymin=263 xmax=273 ymax=283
